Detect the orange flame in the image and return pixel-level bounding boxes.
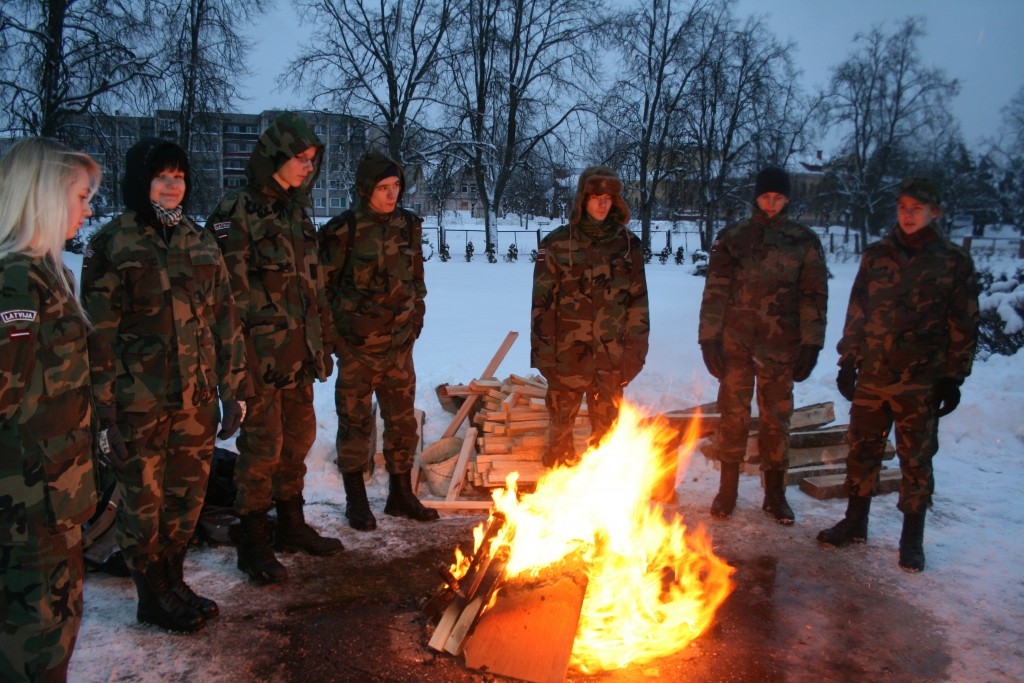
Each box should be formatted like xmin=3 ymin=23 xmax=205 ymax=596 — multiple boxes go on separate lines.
xmin=452 ymin=402 xmax=735 ymax=673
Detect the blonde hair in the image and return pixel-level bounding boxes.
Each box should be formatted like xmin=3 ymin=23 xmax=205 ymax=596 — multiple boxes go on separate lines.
xmin=0 ymin=137 xmax=101 ymax=321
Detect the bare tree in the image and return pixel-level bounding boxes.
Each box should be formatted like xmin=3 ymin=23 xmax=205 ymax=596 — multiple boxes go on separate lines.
xmin=147 ymin=0 xmax=270 ymax=213
xmin=683 ymin=12 xmax=813 ymax=248
xmin=988 ymin=84 xmax=1024 ymax=231
xmin=444 ymin=0 xmax=602 ymax=250
xmin=825 ymin=16 xmax=959 ymax=243
xmin=0 ymin=0 xmax=158 ymax=140
xmin=597 ymin=0 xmax=721 ymax=249
xmin=287 ymin=0 xmax=455 ymax=165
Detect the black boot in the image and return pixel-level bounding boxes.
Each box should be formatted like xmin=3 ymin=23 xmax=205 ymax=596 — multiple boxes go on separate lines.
xmin=817 ymin=495 xmax=871 ymax=547
xmin=238 ymin=511 xmax=288 ymax=584
xmin=274 ymin=496 xmax=344 ymax=556
xmin=384 ymin=471 xmax=440 ymax=521
xmin=710 ymin=462 xmax=740 ymax=519
xmin=898 ymin=510 xmax=927 ymax=573
xmin=762 ymin=469 xmax=795 ymax=525
xmin=131 ymin=561 xmax=205 ymax=633
xmin=166 ymin=547 xmax=218 ymax=618
xmin=342 ymin=470 xmax=378 ymax=531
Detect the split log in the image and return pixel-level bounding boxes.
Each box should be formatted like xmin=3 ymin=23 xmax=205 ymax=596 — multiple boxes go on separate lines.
xmin=428 ymin=514 xmax=508 ymax=650
xmin=443 ymin=545 xmax=511 ymax=655
xmin=462 ymin=555 xmax=588 ymax=683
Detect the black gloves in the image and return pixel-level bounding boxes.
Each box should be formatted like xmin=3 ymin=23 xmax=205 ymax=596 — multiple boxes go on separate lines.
xmin=701 ymin=342 xmax=725 ymax=380
xmin=218 ymin=400 xmax=247 ymax=440
xmin=934 ymin=378 xmax=962 ymax=417
xmin=836 ymin=358 xmax=857 ymax=401
xmin=95 ymin=404 xmax=130 ymax=469
xmin=793 ymin=345 xmax=820 ymax=382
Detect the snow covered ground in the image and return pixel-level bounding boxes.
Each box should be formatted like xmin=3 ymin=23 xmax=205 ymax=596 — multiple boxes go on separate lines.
xmin=63 ymin=236 xmax=1024 ymax=682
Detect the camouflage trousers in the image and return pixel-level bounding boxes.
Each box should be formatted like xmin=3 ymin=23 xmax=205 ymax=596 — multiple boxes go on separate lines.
xmin=846 ymin=381 xmax=939 ymax=514
xmin=235 ymin=383 xmax=315 ymax=514
xmin=0 ymin=526 xmax=84 ymax=683
xmin=545 ymin=374 xmax=623 ymax=466
xmin=713 ymin=352 xmax=794 ymax=470
xmin=115 ymin=404 xmax=217 ymax=571
xmin=334 ymin=346 xmax=417 ymax=475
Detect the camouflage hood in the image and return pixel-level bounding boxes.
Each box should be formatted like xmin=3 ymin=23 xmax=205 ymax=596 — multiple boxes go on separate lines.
xmin=354 ymin=148 xmax=405 ymax=207
xmin=246 ymin=112 xmax=323 ymax=205
xmin=123 ymin=137 xmax=191 ymax=222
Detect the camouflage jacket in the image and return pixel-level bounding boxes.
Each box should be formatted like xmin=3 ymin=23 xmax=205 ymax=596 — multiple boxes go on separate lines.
xmin=0 ymin=254 xmax=97 ymax=544
xmin=530 ymin=222 xmax=650 ymax=389
xmin=206 ymin=113 xmax=335 ymax=388
xmin=319 ymin=207 xmax=426 ymax=370
xmin=837 ymin=224 xmax=979 ymax=385
xmin=81 ymin=212 xmax=251 ymax=413
xmin=698 ymin=207 xmax=828 ymax=363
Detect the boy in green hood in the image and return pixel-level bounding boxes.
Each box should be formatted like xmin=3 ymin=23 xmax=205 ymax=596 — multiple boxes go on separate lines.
xmin=206 ymin=113 xmax=343 ymax=585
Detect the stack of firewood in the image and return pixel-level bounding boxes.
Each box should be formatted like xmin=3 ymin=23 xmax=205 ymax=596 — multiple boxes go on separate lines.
xmin=435 ymin=374 xmax=590 ymax=488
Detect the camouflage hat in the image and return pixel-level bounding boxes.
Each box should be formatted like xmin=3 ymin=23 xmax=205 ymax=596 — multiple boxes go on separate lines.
xmin=898 ymin=177 xmax=941 ymax=206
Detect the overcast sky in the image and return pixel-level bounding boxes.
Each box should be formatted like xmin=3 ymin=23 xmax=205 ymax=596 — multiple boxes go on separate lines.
xmin=242 ymin=0 xmax=1024 ymax=150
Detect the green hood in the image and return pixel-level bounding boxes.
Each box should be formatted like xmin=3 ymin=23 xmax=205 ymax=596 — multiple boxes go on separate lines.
xmin=246 ymin=112 xmax=324 ymax=203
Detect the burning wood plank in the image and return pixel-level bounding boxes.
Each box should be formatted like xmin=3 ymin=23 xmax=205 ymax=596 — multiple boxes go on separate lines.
xmin=462 ymin=555 xmax=588 ymax=683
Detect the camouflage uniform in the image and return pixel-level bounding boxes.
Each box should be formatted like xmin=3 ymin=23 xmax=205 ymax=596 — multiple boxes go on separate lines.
xmin=838 ymin=224 xmax=979 ymax=513
xmin=698 ymin=206 xmax=828 ymax=470
xmin=531 ymin=166 xmax=649 ymax=466
xmin=80 ymin=138 xmax=250 ymax=571
xmin=1 ymin=254 xmax=97 ymax=682
xmin=206 ymin=113 xmax=334 ymax=515
xmin=319 ymin=151 xmax=426 ymax=476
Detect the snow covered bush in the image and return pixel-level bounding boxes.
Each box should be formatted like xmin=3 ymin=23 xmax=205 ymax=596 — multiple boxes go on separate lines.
xmin=976 ymin=266 xmax=1024 ymax=358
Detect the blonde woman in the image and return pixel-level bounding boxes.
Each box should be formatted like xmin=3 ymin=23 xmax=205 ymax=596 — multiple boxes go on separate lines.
xmin=0 ymin=138 xmax=101 ymax=682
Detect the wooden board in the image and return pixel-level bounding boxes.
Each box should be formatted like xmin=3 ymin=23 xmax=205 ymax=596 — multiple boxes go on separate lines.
xmin=799 ymin=468 xmax=901 ymax=500
xmin=445 ymin=428 xmax=478 ymax=501
xmin=462 ymin=558 xmax=587 ymax=683
xmin=441 ymin=332 xmax=519 ymax=439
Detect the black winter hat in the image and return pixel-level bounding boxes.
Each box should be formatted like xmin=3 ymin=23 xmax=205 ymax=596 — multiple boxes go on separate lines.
xmin=754 ymin=166 xmax=790 ymax=199
xmin=354 ymin=149 xmax=405 ymax=204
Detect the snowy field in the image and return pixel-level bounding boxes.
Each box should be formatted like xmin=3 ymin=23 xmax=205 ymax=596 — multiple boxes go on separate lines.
xmin=62 ymin=228 xmax=1024 ymax=682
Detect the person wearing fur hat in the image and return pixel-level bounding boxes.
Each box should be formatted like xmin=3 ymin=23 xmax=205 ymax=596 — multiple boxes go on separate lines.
xmin=818 ymin=178 xmax=979 ymax=573
xmin=206 ymin=114 xmax=343 ymax=586
xmin=81 ymin=138 xmax=252 ymax=630
xmin=698 ymin=165 xmax=828 ymax=524
xmin=319 ymin=149 xmax=437 ymax=530
xmin=531 ymin=165 xmax=650 ymax=467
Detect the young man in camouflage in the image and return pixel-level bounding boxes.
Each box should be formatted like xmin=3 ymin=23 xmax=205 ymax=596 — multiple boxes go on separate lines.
xmin=207 ymin=113 xmax=342 ymax=584
xmin=1 ymin=138 xmax=101 ymax=683
xmin=319 ymin=149 xmax=436 ymax=530
xmin=530 ymin=165 xmax=650 ymax=467
xmin=818 ymin=178 xmax=979 ymax=573
xmin=698 ymin=166 xmax=828 ymax=524
xmin=81 ymin=138 xmax=251 ymax=631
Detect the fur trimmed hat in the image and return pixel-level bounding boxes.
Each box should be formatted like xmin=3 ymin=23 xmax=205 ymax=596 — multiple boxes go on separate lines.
xmin=898 ymin=177 xmax=941 ymax=206
xmin=569 ymin=165 xmax=631 ymax=224
xmin=754 ymin=166 xmax=790 ymax=199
